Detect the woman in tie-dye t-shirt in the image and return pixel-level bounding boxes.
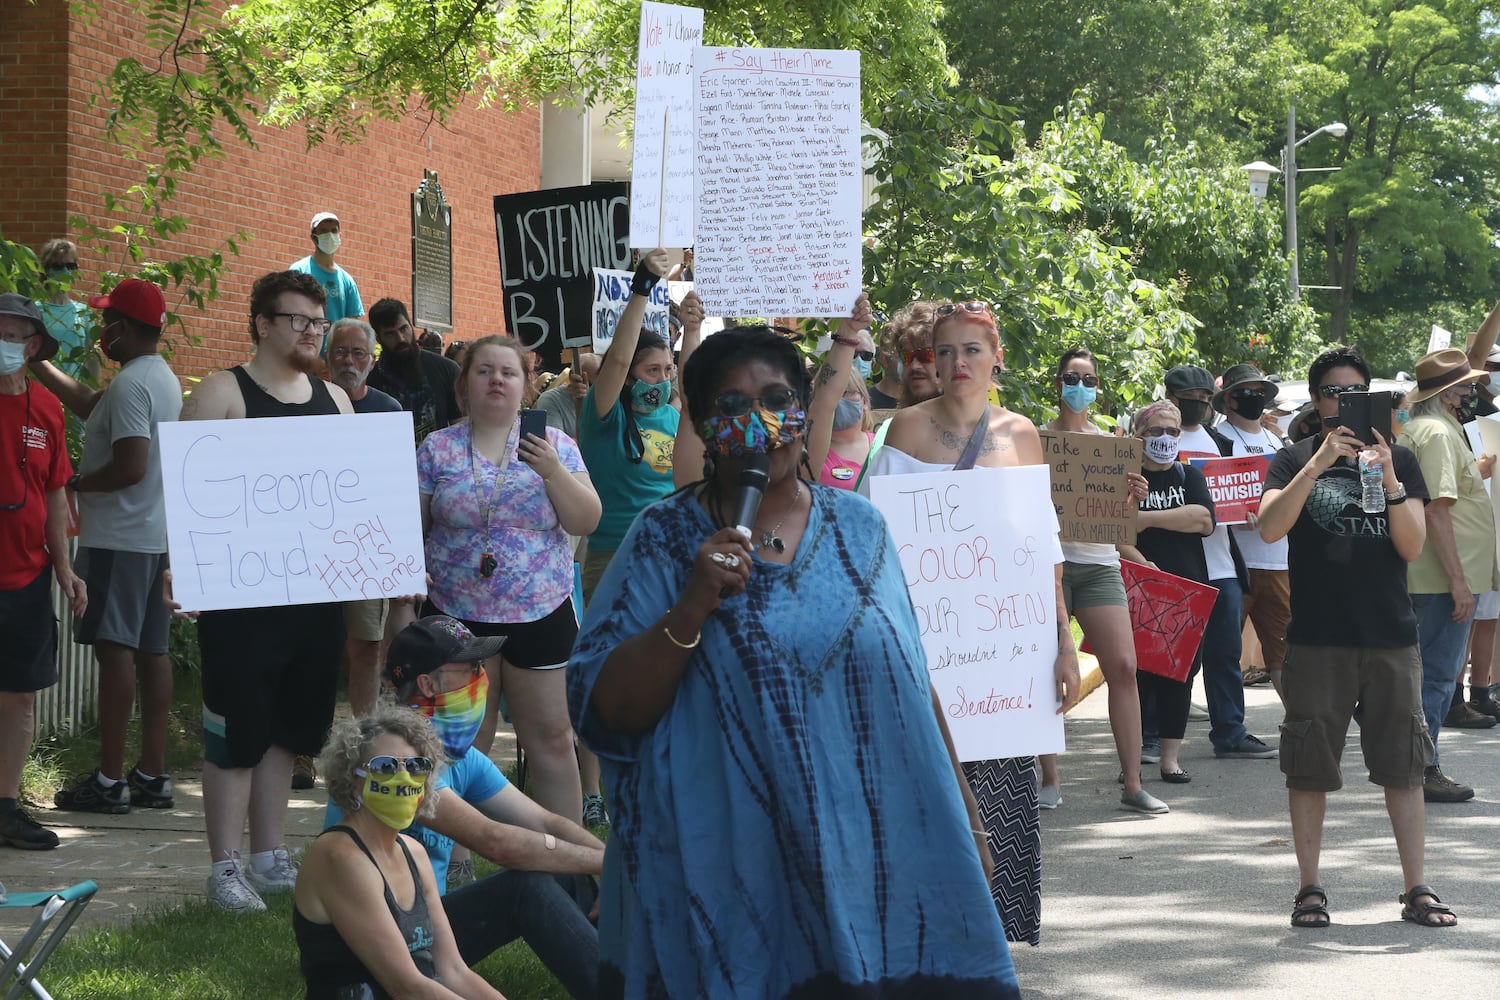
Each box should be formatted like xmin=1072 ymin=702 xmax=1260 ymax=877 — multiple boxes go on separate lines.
xmin=416 ymin=335 xmax=601 ymax=825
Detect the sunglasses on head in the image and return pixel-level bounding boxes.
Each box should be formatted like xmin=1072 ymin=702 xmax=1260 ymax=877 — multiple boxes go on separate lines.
xmin=902 ymin=347 xmax=936 ymax=366
xmin=363 ymin=755 xmax=435 ymax=778
xmin=713 ymin=386 xmax=801 ymax=416
xmin=934 ymin=301 xmax=992 ymax=319
xmin=1316 ymin=383 xmax=1369 ymax=398
xmin=1061 ymin=372 xmax=1099 ymax=387
xmin=1142 ymin=426 xmax=1182 ymax=438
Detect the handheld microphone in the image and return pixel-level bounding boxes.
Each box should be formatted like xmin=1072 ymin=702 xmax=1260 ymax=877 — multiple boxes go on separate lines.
xmin=731 ymin=452 xmax=771 ymax=540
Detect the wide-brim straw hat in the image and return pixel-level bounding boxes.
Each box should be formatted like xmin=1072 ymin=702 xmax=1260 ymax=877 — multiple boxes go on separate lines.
xmin=1405 ymin=347 xmax=1487 ymax=403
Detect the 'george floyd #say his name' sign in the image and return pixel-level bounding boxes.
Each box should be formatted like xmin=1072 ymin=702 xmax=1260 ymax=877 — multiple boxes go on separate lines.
xmin=870 ymin=465 xmax=1065 ymax=761
xmin=158 ymin=412 xmax=426 ymax=612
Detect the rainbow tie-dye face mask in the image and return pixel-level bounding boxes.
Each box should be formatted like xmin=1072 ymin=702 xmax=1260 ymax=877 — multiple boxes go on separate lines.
xmin=699 ymin=408 xmax=807 ymax=457
xmin=410 ymin=671 xmax=488 ymax=760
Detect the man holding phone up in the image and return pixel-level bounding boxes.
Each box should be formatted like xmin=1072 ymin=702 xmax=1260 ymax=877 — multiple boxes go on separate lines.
xmin=1258 ymin=346 xmax=1455 ymax=929
xmin=1398 ymin=347 xmax=1496 ymax=803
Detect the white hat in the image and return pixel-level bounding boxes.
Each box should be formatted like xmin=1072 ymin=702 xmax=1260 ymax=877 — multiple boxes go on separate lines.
xmin=310 ymin=211 xmax=340 ymax=231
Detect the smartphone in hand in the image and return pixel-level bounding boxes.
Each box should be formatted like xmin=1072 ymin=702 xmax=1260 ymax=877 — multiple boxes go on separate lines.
xmin=519 ymin=408 xmax=548 ymax=444
xmin=1337 ymin=390 xmax=1392 ymax=446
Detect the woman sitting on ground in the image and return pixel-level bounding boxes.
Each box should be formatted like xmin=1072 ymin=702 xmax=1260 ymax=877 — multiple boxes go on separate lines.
xmin=294 ymin=707 xmax=507 ymax=1000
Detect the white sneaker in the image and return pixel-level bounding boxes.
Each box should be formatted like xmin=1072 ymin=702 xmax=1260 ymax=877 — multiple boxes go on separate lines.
xmin=245 ymin=846 xmax=298 ymax=895
xmin=1188 ymin=701 xmax=1210 ymax=721
xmin=1120 ymin=788 xmax=1170 ymax=815
xmin=1037 ymin=785 xmax=1063 ymax=810
xmin=206 ymin=856 xmax=267 ymax=913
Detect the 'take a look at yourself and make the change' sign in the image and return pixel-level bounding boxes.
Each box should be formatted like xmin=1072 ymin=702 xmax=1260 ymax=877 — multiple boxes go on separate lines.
xmin=1038 ymin=430 xmax=1139 ymax=545
xmin=158 ymin=412 xmax=426 ymax=612
xmin=870 ymin=465 xmax=1065 ymax=761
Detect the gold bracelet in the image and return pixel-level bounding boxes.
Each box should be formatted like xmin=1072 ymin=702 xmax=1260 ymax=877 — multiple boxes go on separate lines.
xmin=663 ymin=623 xmax=701 ymax=649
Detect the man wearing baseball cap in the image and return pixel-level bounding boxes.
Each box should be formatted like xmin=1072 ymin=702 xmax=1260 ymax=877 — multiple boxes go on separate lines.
xmin=290 ymin=210 xmax=364 ymax=353
xmin=324 ymin=615 xmax=604 ymax=999
xmin=0 ymin=293 xmax=86 ymax=851
xmin=29 ymin=277 xmax=184 ymax=816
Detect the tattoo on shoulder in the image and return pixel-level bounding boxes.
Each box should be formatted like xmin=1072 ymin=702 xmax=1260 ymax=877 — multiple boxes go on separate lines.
xmin=930 ymin=415 xmax=1012 ymax=455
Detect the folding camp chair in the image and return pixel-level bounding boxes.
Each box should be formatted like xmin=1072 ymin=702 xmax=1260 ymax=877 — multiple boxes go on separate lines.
xmin=0 ymin=879 xmax=98 ymax=1000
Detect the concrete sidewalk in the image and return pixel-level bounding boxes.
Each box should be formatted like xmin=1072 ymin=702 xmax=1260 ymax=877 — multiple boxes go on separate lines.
xmin=5 ymin=676 xmax=1499 ymax=1000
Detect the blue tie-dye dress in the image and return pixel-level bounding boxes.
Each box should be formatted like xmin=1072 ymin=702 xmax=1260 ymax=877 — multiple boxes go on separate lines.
xmin=568 ymin=483 xmax=1020 ymax=1000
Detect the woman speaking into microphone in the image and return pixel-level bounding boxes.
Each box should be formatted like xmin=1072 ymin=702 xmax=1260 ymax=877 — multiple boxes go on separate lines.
xmin=567 ymin=306 xmax=1020 ymax=999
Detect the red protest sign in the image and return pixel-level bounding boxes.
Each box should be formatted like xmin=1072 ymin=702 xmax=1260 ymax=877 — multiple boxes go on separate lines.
xmin=1188 ymin=455 xmax=1270 ymax=525
xmin=1081 ymin=562 xmax=1217 ymax=681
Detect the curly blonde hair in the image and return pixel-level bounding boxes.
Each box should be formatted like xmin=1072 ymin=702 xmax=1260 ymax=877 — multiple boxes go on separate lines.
xmin=319 ymin=706 xmax=444 ymax=822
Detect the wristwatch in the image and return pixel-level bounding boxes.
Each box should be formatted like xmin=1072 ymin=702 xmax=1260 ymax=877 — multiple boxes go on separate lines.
xmin=1385 ymin=485 xmax=1408 ymax=504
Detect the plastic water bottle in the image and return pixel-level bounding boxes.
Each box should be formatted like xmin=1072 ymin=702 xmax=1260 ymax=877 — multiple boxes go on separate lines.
xmin=1359 ymin=449 xmax=1385 ymax=513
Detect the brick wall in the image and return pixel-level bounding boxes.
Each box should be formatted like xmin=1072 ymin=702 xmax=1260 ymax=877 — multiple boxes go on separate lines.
xmin=1 ymin=0 xmax=541 ymax=379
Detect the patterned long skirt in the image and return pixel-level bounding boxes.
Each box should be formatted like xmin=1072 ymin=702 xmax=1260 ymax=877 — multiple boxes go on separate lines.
xmin=963 ymin=756 xmax=1041 ymax=946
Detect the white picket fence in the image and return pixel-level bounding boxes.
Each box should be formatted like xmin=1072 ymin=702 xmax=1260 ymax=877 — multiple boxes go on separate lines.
xmin=35 ymin=541 xmax=99 ymax=738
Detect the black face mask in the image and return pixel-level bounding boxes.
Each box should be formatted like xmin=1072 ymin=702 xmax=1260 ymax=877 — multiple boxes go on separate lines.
xmin=1232 ymin=395 xmax=1269 ymax=421
xmin=1176 ymin=398 xmax=1210 ymax=427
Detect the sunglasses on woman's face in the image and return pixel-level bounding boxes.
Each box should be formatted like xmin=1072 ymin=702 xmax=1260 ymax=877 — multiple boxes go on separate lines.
xmin=1060 ymin=372 xmax=1099 ymax=387
xmin=363 ymin=755 xmax=435 ymax=778
xmin=933 ymin=300 xmax=992 ymax=319
xmin=1141 ymin=426 xmax=1182 ymax=438
xmin=1316 ymin=383 xmax=1369 ymax=399
xmin=902 ymin=348 xmax=936 ymax=366
xmin=713 ymin=386 xmax=801 ymax=416
xmin=854 ymin=350 xmax=875 ymax=362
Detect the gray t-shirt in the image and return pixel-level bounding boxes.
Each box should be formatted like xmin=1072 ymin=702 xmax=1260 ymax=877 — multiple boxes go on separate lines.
xmin=78 ymin=354 xmax=182 ymax=552
xmin=536 ymin=383 xmax=579 ymax=439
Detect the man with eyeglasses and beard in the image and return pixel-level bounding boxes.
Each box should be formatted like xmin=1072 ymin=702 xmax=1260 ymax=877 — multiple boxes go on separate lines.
xmin=172 ymin=270 xmax=355 ymax=913
xmin=868 ymin=301 xmax=941 ymax=416
xmin=0 ymin=294 xmax=85 ymax=851
xmin=365 ymin=297 xmax=462 ymax=447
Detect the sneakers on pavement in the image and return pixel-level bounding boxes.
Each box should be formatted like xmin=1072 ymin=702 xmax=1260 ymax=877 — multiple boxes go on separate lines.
xmin=127 ymin=768 xmax=175 ymax=809
xmin=1214 ymin=733 xmax=1278 ymax=759
xmin=207 ymin=855 xmax=267 ymax=913
xmin=1037 ymin=785 xmax=1063 ymax=810
xmin=244 ymin=846 xmax=297 ymax=895
xmin=0 ymin=804 xmax=60 ymax=850
xmin=1140 ymin=741 xmax=1161 ymax=764
xmin=1470 ymin=692 xmax=1500 ymax=720
xmin=1443 ymin=702 xmax=1496 ymax=730
xmin=1188 ymin=701 xmax=1210 ymax=721
xmin=1423 ymin=765 xmax=1475 ymax=803
xmin=291 ymin=756 xmax=317 ymax=790
xmin=583 ymin=793 xmax=611 ymax=828
xmin=53 ymin=772 xmax=130 ymax=815
xmin=1120 ymin=788 xmax=1170 ymax=814
xmin=1242 ymin=665 xmax=1271 ymax=686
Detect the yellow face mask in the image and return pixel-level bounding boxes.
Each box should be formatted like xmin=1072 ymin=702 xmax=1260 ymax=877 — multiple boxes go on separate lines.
xmin=357 ymin=767 xmax=426 ymax=831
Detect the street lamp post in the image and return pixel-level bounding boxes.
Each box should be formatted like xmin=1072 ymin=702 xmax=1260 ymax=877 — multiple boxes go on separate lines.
xmin=1243 ymin=106 xmax=1347 ymax=301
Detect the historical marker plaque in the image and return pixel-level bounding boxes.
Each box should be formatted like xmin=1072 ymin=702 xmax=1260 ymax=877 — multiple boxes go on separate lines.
xmin=412 ymin=170 xmax=453 ymax=332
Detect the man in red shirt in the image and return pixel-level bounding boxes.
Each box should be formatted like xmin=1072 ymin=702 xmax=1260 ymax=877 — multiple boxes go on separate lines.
xmin=0 ymin=294 xmax=87 ymax=850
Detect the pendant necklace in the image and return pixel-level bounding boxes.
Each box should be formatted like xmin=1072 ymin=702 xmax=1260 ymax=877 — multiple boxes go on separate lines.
xmin=757 ymin=481 xmax=802 ymax=553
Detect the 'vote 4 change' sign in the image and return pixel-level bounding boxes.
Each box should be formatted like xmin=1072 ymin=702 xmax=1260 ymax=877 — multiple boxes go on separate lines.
xmin=158 ymin=412 xmax=426 ymax=612
xmin=870 ymin=465 xmax=1065 ymax=761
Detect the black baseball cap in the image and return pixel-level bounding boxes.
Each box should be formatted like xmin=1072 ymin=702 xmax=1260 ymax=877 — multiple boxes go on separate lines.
xmin=385 ymin=616 xmax=504 ymax=688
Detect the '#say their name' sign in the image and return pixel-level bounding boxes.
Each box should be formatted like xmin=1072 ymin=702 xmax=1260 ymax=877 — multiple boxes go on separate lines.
xmin=159 ymin=412 xmax=426 ymax=612
xmin=1038 ymin=429 xmax=1139 ymax=545
xmin=591 ymin=268 xmax=672 ymax=354
xmin=870 ymin=466 xmax=1065 ymax=761
xmin=1188 ymin=454 xmax=1270 ymax=525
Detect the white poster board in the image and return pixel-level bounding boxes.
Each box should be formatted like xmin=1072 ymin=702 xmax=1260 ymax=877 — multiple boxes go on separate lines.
xmin=629 ymin=1 xmax=704 ymax=247
xmin=693 ymin=47 xmax=862 ymax=318
xmin=667 ymin=279 xmax=724 ymax=338
xmin=870 ymin=465 xmax=1066 ymax=761
xmin=592 ymin=268 xmax=672 ymax=354
xmin=1428 ymin=324 xmax=1453 ymax=353
xmin=159 ymin=412 xmax=426 ymax=612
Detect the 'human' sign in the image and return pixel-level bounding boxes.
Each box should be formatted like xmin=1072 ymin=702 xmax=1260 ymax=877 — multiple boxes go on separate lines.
xmin=870 ymin=465 xmax=1065 ymax=761
xmin=158 ymin=412 xmax=426 ymax=612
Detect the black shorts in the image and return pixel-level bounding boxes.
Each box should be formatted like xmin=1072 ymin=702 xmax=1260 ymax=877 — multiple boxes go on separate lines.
xmin=0 ymin=568 xmax=58 ymax=693
xmin=197 ymin=603 xmax=344 ymax=768
xmin=422 ymin=595 xmax=578 ymax=670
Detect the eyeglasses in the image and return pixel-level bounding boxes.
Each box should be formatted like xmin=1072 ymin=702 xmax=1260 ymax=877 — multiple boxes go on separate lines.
xmin=934 ymin=301 xmax=992 ymax=319
xmin=1316 ymin=383 xmax=1369 ymax=398
xmin=902 ymin=348 xmax=936 ymax=366
xmin=362 ymin=755 xmax=435 ymax=778
xmin=1142 ymin=426 xmax=1182 ymax=438
xmin=1061 ymin=372 xmax=1099 ymax=388
xmin=437 ymin=662 xmax=485 ymax=679
xmin=270 ymin=312 xmax=333 ymax=335
xmin=328 ymin=347 xmax=371 ymax=362
xmin=1232 ymin=389 xmax=1269 ymax=400
xmin=713 ymin=386 xmax=801 ymax=416
xmin=0 ymin=330 xmax=37 ymax=345
xmin=854 ymin=350 xmax=875 ymax=362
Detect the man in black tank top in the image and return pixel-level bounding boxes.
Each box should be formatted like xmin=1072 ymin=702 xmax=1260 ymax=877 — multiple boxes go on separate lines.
xmin=177 ymin=270 xmax=355 ymax=913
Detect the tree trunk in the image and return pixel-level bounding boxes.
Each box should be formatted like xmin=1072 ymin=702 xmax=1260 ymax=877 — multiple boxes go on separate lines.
xmin=1329 ymin=220 xmax=1359 ymax=344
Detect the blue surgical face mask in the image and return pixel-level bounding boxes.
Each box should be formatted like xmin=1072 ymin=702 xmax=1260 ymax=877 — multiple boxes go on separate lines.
xmin=833 ymin=397 xmax=864 ymax=431
xmin=630 ymin=378 xmax=671 ymax=412
xmin=853 ymin=357 xmax=873 ymax=381
xmin=1394 ymin=408 xmax=1410 ymax=426
xmin=1060 ymin=383 xmax=1097 ymax=414
xmin=0 ymin=340 xmax=28 ymax=376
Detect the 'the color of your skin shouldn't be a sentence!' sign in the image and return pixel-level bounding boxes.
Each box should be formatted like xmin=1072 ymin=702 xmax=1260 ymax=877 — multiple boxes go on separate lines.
xmin=158 ymin=412 xmax=426 ymax=612
xmin=869 ymin=465 xmax=1065 ymax=761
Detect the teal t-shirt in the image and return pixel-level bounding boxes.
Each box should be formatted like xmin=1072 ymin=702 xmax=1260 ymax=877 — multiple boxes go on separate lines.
xmin=35 ymin=299 xmax=91 ymax=376
xmin=577 ymin=386 xmax=679 ymax=552
xmin=289 ymin=256 xmax=364 ymax=353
